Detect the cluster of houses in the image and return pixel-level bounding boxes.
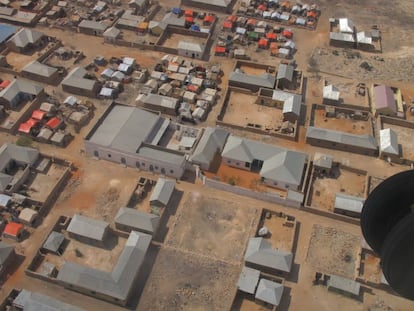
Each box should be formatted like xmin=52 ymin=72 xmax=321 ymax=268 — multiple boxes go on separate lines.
xmin=238 ymin=0 xmax=320 ymax=29
xmin=329 ymin=18 xmax=381 ymax=52
xmin=216 ymin=14 xmax=296 ymax=59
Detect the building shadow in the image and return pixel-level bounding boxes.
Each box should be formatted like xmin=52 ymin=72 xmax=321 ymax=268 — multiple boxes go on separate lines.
xmin=127 ymin=243 xmax=160 ymax=310
xmin=153 ymin=190 xmax=183 ymax=243
xmin=286 ymin=263 xmax=300 ymax=284
xmin=278 ymin=286 xmax=292 ymax=311
xmin=0 ymin=254 xmax=25 ymax=286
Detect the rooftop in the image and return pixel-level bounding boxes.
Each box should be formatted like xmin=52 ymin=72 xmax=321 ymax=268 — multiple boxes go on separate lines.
xmin=67 ymin=214 xmax=109 ymax=242
xmin=115 ymin=207 xmax=160 ymax=235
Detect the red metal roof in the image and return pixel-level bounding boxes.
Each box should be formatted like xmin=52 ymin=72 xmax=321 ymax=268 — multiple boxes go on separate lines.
xmin=226 ymin=15 xmax=237 ymax=23
xmin=184 ymin=10 xmax=193 ymax=16
xmin=204 ymin=15 xmax=214 ymax=23
xmin=0 ymin=80 xmax=10 ymax=89
xmin=46 ymin=117 xmax=61 ymax=130
xmin=258 ymin=38 xmax=268 ymax=46
xmin=188 ymin=84 xmax=199 ymax=92
xmin=266 ymin=33 xmax=277 ymax=40
xmin=258 ymin=4 xmax=267 ymax=11
xmin=18 ymin=118 xmax=38 ymax=133
xmin=31 ymin=109 xmax=46 ymax=120
xmin=185 ymin=16 xmax=194 ymax=23
xmin=4 ymin=222 xmax=23 ymax=236
xmin=215 ymin=46 xmax=226 ymax=53
xmin=282 ymin=29 xmax=293 ymax=38
xmin=223 ymin=21 xmax=232 ymax=29
xmin=247 ymin=19 xmax=257 ymax=25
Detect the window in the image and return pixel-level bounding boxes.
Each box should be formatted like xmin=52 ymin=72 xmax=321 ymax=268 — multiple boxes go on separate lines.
xmin=274 ymin=182 xmax=278 ymax=186
xmin=161 ymin=168 xmax=166 ymax=174
xmin=121 ymin=157 xmax=126 ymax=164
xmin=227 ymin=160 xmax=231 ymax=163
xmin=155 ymin=166 xmax=158 ymax=170
xmin=149 ymin=165 xmax=154 ymax=171
xmin=236 ymin=162 xmax=240 ymax=165
xmin=285 ymin=184 xmax=290 ymax=188
xmin=136 ymin=162 xmax=140 ymax=168
xmin=170 ymin=170 xmax=174 ymax=174
xmin=245 ymin=162 xmax=250 ymax=168
xmin=93 ymin=150 xmax=99 ymax=157
xmin=108 ymin=154 xmax=111 ymax=158
xmin=142 ymin=163 xmax=146 ymax=167
xmin=91 ymin=291 xmax=96 ymax=295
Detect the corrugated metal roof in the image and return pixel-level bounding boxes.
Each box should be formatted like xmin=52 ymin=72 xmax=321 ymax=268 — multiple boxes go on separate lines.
xmin=330 ymin=32 xmax=354 ymax=42
xmin=0 ymin=241 xmax=13 ymax=264
xmin=339 ymin=18 xmax=354 ymax=33
xmin=380 ymin=128 xmax=399 ymax=155
xmin=323 ymin=84 xmax=340 ymax=101
xmin=0 ymin=79 xmax=43 ymax=103
xmin=149 ymin=177 xmax=175 ymax=206
xmin=255 ymin=279 xmax=284 ymax=306
xmin=78 ymin=20 xmax=108 ymax=32
xmin=229 ymin=71 xmax=276 ymax=90
xmin=276 ymin=63 xmax=294 ymax=81
xmin=177 ymin=41 xmax=205 ymax=53
xmin=8 ymin=28 xmax=44 ymax=48
xmin=373 ymin=85 xmax=396 ymax=113
xmin=13 ymin=289 xmax=84 ymax=311
xmin=190 ymin=127 xmax=229 ymax=167
xmin=237 ymin=266 xmax=260 ymax=294
xmin=115 ymin=207 xmax=160 ymax=234
xmin=334 ymin=193 xmax=364 ymax=214
xmin=245 ymin=237 xmax=293 ymax=273
xmin=0 ymin=143 xmax=39 ymax=172
xmin=57 ymin=231 xmax=151 ymax=301
xmin=67 ymin=214 xmax=109 ymax=242
xmin=327 ymin=275 xmax=361 ymax=296
xmin=143 ymin=94 xmax=179 ymax=109
xmin=62 ymin=67 xmax=98 ymax=91
xmin=306 ymin=126 xmax=378 ymax=150
xmin=43 ymin=231 xmax=65 ymax=253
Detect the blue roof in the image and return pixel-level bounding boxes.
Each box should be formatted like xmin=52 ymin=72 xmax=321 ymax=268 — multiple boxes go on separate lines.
xmin=190 ymin=25 xmax=200 ymax=31
xmin=0 ymin=24 xmax=17 ymax=44
xmin=172 ymin=7 xmax=181 ymax=14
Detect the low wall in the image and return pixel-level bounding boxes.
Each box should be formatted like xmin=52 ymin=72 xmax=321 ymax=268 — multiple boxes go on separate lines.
xmin=204 ymin=177 xmax=302 ymax=208
xmin=380 ymin=115 xmax=414 ymax=129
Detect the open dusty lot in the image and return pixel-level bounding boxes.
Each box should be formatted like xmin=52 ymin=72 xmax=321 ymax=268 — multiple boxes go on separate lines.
xmin=359 ymin=251 xmax=382 ymax=284
xmin=309 ymin=166 xmax=366 ymax=212
xmin=307 ymin=225 xmax=360 ymax=278
xmin=319 ymin=77 xmax=369 ymax=108
xmin=313 ymin=106 xmax=373 ymax=135
xmin=223 ymin=92 xmax=283 ymax=130
xmin=137 ymin=248 xmax=239 ymax=311
xmin=162 ymin=33 xmax=207 ymax=49
xmin=166 ymin=193 xmax=258 ymax=262
xmin=260 ymin=212 xmax=296 ymax=253
xmin=5 ymin=51 xmax=36 ymax=71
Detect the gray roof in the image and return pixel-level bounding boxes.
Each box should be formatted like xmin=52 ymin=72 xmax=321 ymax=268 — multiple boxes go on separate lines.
xmin=115 ymin=207 xmax=160 ymax=234
xmin=306 ymin=126 xmax=378 ymax=150
xmin=380 ymin=128 xmax=398 ymax=155
xmin=160 ymin=12 xmax=186 ymax=29
xmin=8 ymin=28 xmax=44 ymax=48
xmin=187 ymin=0 xmax=231 ymax=7
xmin=338 ymin=18 xmax=354 ymax=33
xmin=138 ymin=146 xmax=186 ymax=167
xmin=78 ymin=20 xmax=108 ymax=32
xmin=245 ymin=237 xmax=293 ymax=273
xmin=334 ymin=193 xmax=364 ymax=215
xmin=142 ymin=94 xmax=179 ymax=110
xmin=62 ymin=67 xmax=98 ymax=92
xmin=0 ymin=79 xmax=43 ymax=103
xmin=67 ymin=214 xmax=109 ymax=242
xmin=327 ymin=275 xmax=361 ymax=296
xmin=0 ymin=241 xmax=13 ymax=265
xmin=237 ymin=266 xmax=260 ymax=294
xmin=103 ymin=26 xmax=120 ymax=38
xmin=177 ymin=41 xmax=205 ymax=53
xmin=57 ymin=231 xmax=151 ymax=301
xmin=22 ymin=61 xmax=57 ymax=78
xmin=0 ymin=143 xmax=39 ymax=173
xmin=0 ymin=193 xmax=11 ymax=207
xmin=330 ymin=32 xmax=354 ymax=42
xmin=13 ymin=289 xmax=84 ymax=311
xmin=149 ymin=177 xmax=175 ymax=206
xmin=42 ymin=231 xmax=65 ymax=253
xmin=272 ymin=91 xmax=302 ymax=116
xmin=255 ymin=279 xmax=284 ymax=306
xmin=87 ymin=105 xmax=165 ymax=154
xmin=222 ymin=136 xmax=306 ymax=187
xmin=190 ymin=127 xmax=229 ymax=168
xmin=0 ymin=173 xmax=12 ymax=192
xmin=229 ymin=70 xmax=276 ymax=90
xmin=261 ymin=150 xmax=306 ymax=186
xmin=277 ymin=63 xmax=294 ymax=81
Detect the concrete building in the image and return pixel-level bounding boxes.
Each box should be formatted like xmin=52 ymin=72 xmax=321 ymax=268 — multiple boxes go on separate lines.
xmin=229 ymin=70 xmax=276 ymax=92
xmin=313 ymin=152 xmax=334 ymax=174
xmin=329 ymin=32 xmax=355 ymax=49
xmin=18 ymin=207 xmax=38 ymax=225
xmin=379 ymin=128 xmax=400 ymax=162
xmin=245 ymin=237 xmax=293 ymax=275
xmin=128 ymin=0 xmax=149 ymax=14
xmin=21 ymin=61 xmax=59 ymax=84
xmin=57 ymin=231 xmax=151 ymax=306
xmin=323 ymin=84 xmax=341 ymax=105
xmin=103 ymin=26 xmax=121 ymax=43
xmin=6 ymin=28 xmax=45 ymax=53
xmin=78 ymin=20 xmax=108 ymax=36
xmin=276 ymin=63 xmax=294 ymax=89
xmin=84 ymin=104 xmax=187 ymax=179
xmin=115 ymin=207 xmax=160 ymax=235
xmin=255 ymin=279 xmax=284 ymax=307
xmin=66 ymin=214 xmax=109 ymax=246
xmin=12 ymin=289 xmax=85 ymax=311
xmin=222 ymin=135 xmax=307 ymax=190
xmin=177 ymin=41 xmax=206 ymax=59
xmin=181 ymin=0 xmax=236 ymax=13
xmin=138 ymin=93 xmax=179 ymax=115
xmin=334 ymin=193 xmax=364 ymax=218
xmin=0 ymin=79 xmax=44 ymax=109
xmin=272 ymin=90 xmax=302 ymax=122
xmin=372 ymin=84 xmax=397 ymax=116
xmin=306 ymin=126 xmax=378 ymax=156
xmin=149 ymin=177 xmax=175 ymax=207
xmin=0 ymin=23 xmax=17 ymax=50
xmin=62 ymin=67 xmax=100 ymax=97
xmin=0 ymin=143 xmax=39 ymax=193
xmin=327 ymin=275 xmax=361 ymax=300
xmin=190 ymin=127 xmax=229 ymax=171
xmin=42 ymin=231 xmax=65 ymax=255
